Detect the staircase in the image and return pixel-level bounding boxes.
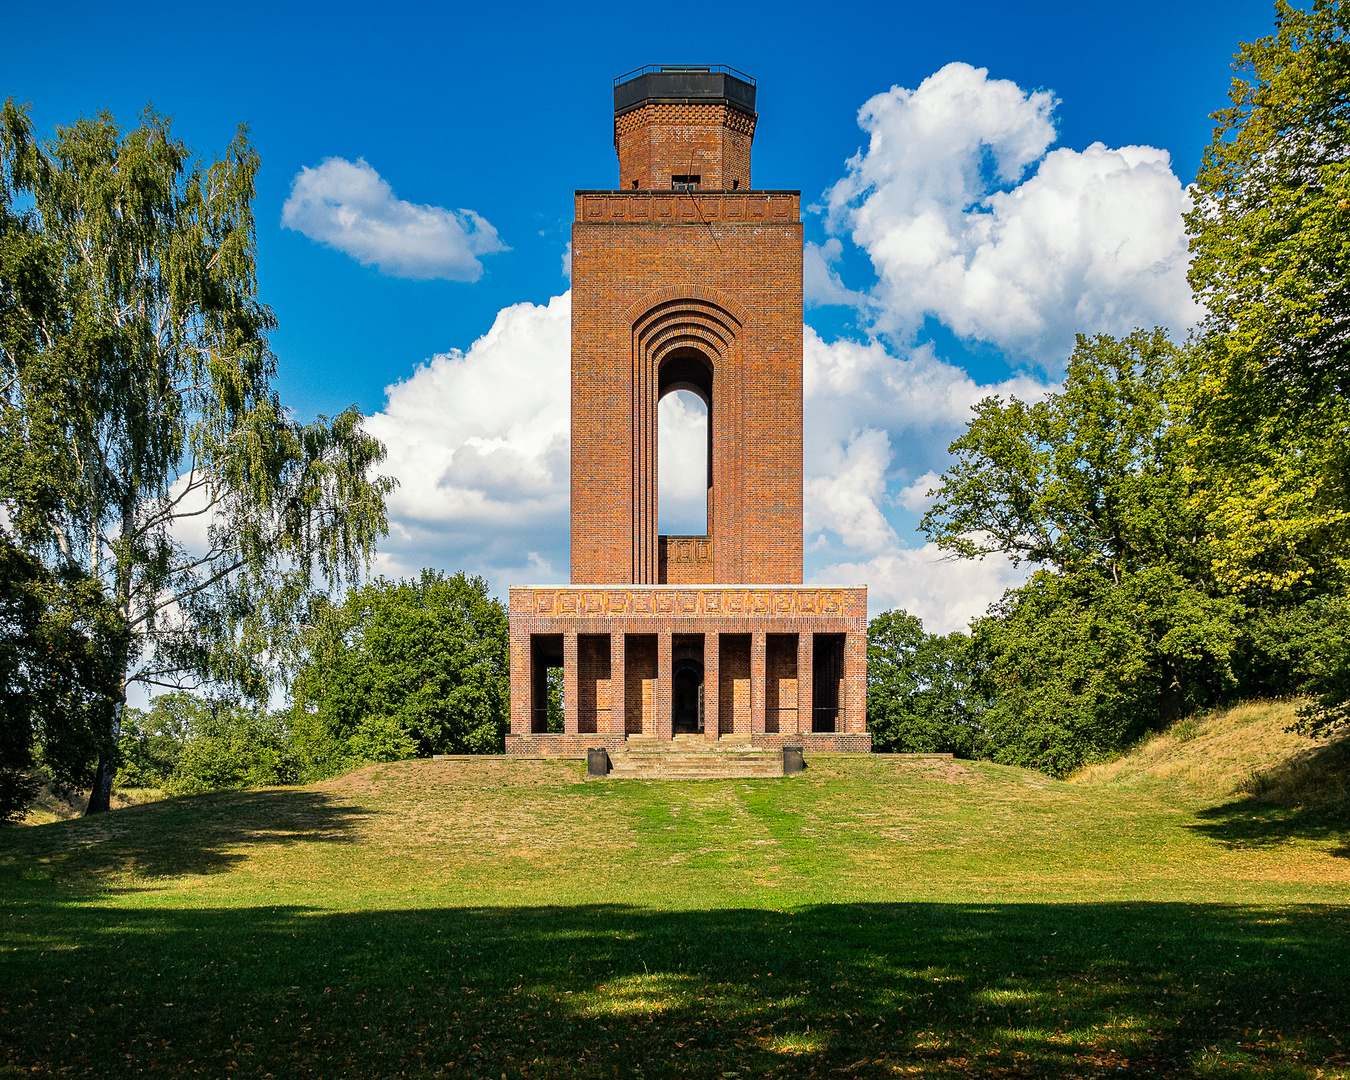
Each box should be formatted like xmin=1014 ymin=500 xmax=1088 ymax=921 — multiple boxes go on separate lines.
xmin=590 ymin=734 xmax=796 ymax=779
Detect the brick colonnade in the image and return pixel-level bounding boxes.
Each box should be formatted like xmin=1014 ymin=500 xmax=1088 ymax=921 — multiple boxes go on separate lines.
xmin=506 ymin=585 xmax=870 ymax=755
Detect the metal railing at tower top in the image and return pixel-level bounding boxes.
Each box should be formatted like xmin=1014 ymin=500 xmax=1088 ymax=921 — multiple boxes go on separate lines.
xmin=614 ymin=65 xmax=756 ymax=87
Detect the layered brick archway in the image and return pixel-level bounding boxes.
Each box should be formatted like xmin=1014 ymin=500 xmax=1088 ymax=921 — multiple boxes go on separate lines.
xmin=627 ymin=288 xmax=747 ymax=585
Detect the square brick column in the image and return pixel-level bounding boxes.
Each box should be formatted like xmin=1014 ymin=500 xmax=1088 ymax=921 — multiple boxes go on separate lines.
xmin=703 ymin=633 xmax=719 ymax=741
xmin=656 ymin=631 xmax=673 ymax=740
xmin=797 ymin=633 xmax=814 ymax=735
xmin=563 ymin=630 xmax=579 ymax=736
xmin=510 ymin=631 xmax=530 ymax=735
xmin=609 ymin=631 xmax=626 ymax=736
xmin=751 ymin=630 xmax=767 ymax=735
xmin=844 ymin=629 xmax=867 ymax=734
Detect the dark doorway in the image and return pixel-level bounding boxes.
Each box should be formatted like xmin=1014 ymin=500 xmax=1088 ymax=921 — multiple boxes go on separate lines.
xmin=530 ymin=634 xmax=565 ymax=734
xmin=672 ymin=660 xmax=704 ymax=733
xmin=812 ymin=633 xmax=845 ymax=733
xmin=672 ymin=633 xmax=706 ymax=734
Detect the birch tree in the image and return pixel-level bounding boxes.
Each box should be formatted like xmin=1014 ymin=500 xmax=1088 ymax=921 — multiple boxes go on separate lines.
xmin=0 ymin=101 xmax=394 ymax=813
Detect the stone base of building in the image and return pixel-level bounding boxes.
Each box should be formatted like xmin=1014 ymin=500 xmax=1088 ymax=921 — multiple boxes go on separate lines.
xmin=505 ymin=733 xmax=627 ymax=756
xmin=504 ymin=731 xmax=873 ymax=757
xmin=749 ymin=732 xmax=872 ymax=753
xmin=507 ymin=584 xmax=869 ymax=752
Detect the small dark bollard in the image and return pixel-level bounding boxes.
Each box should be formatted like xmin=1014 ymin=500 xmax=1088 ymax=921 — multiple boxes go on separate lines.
xmin=783 ymin=746 xmax=804 ymax=775
xmin=587 ymin=747 xmax=610 ymax=777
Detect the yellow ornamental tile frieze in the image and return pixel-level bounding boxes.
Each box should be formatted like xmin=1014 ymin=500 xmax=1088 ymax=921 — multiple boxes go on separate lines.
xmin=512 ymin=587 xmax=864 ymax=620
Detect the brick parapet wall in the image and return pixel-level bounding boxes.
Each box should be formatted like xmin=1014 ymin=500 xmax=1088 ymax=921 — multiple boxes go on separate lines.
xmin=574 ymin=191 xmax=799 ymax=224
xmin=506 ymin=734 xmax=626 ymax=757
xmin=751 ymin=733 xmax=873 ymax=753
xmin=501 ymin=732 xmax=873 ymax=757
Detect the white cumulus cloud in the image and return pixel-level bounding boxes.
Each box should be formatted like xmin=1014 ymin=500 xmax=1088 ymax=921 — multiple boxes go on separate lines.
xmin=802 ymin=326 xmax=1050 ymax=624
xmin=825 ymin=62 xmax=1200 ymax=365
xmin=364 ymin=292 xmax=571 ymax=585
xmin=813 ymin=546 xmax=1031 ymax=636
xmin=804 ymin=427 xmax=897 ymax=554
xmin=282 ymin=157 xmax=506 ymax=281
xmin=896 ymin=470 xmax=942 ymax=513
xmin=657 ymin=390 xmax=710 ymax=535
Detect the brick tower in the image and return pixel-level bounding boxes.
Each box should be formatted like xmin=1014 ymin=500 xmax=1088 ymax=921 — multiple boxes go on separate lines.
xmin=507 ymin=66 xmax=870 ymax=754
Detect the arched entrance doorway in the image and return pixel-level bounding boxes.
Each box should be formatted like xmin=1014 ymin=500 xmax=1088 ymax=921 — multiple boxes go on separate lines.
xmin=672 ymin=657 xmax=704 ymax=734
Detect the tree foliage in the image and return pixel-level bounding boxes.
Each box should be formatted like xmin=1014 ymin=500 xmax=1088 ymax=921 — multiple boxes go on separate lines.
xmin=866 ymin=609 xmax=988 ymax=757
xmin=1182 ymin=0 xmax=1350 ymax=600
xmin=0 ymin=102 xmax=394 ymax=811
xmin=922 ymin=332 xmax=1244 ymax=772
xmin=0 ymin=534 xmax=125 ymax=821
xmin=290 ymin=571 xmax=510 ymax=777
xmin=1189 ymin=0 xmax=1350 ymax=406
xmin=117 ymin=692 xmax=298 ymax=795
xmin=1185 ymin=0 xmax=1350 ymax=733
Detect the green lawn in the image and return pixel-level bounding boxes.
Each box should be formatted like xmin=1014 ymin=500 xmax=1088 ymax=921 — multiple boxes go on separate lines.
xmin=2 ymin=744 xmax=1348 ymax=1079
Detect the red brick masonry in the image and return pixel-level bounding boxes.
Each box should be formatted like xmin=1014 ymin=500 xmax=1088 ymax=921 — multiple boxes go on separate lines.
xmin=504 ymin=69 xmax=871 ymax=757
xmin=507 ymin=585 xmax=870 ymax=755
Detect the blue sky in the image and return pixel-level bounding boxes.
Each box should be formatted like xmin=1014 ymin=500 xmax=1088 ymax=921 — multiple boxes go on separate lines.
xmin=7 ymin=0 xmax=1280 ymax=630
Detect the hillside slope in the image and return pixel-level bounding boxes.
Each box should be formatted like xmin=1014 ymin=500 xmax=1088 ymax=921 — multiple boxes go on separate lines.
xmin=1072 ymin=698 xmax=1349 ymax=816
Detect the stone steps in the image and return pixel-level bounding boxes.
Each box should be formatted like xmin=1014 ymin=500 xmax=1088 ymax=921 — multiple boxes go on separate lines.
xmin=599 ymin=750 xmax=786 ymax=780
xmin=624 ymin=733 xmax=754 ymax=752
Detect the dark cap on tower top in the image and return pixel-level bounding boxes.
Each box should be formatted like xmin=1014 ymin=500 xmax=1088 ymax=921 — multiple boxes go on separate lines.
xmin=613 ymin=65 xmax=757 ymax=118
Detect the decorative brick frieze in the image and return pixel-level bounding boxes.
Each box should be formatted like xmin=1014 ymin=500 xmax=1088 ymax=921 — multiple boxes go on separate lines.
xmin=512 ymin=585 xmax=866 ymax=622
xmin=502 ymin=732 xmax=873 ymax=758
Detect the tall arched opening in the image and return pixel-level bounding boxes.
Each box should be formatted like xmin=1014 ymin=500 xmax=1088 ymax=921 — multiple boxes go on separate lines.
xmin=656 ymin=348 xmax=713 ymax=584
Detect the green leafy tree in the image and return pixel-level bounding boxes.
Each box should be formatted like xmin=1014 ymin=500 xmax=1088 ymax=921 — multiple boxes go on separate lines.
xmin=1186 ymin=0 xmax=1350 ymax=732
xmin=970 ymin=569 xmax=1241 ymax=775
xmin=0 ymin=102 xmax=394 ymax=813
xmin=117 ymin=692 xmax=298 ymax=793
xmin=922 ymin=331 xmax=1242 ymax=771
xmin=866 ymin=609 xmax=988 ymax=757
xmin=1189 ymin=0 xmax=1350 ymax=412
xmin=290 ymin=570 xmax=509 ymax=777
xmin=165 ymin=699 xmax=298 ymax=795
xmin=115 ymin=697 xmax=189 ymax=790
xmin=545 ymin=666 xmax=564 ymax=733
xmin=0 ymin=534 xmax=125 ymax=820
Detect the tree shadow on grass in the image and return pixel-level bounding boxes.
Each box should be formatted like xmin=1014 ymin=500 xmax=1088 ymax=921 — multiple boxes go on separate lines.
xmin=0 ymin=788 xmax=372 ymax=881
xmin=2 ymin=899 xmax=1347 ymax=1079
xmin=1187 ymin=736 xmax=1350 ymax=857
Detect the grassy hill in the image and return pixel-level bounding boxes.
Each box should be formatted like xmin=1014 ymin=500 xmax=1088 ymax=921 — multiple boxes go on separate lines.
xmin=1 ymin=704 xmax=1348 ymax=1079
xmin=1075 ymin=699 xmax=1350 ymax=813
